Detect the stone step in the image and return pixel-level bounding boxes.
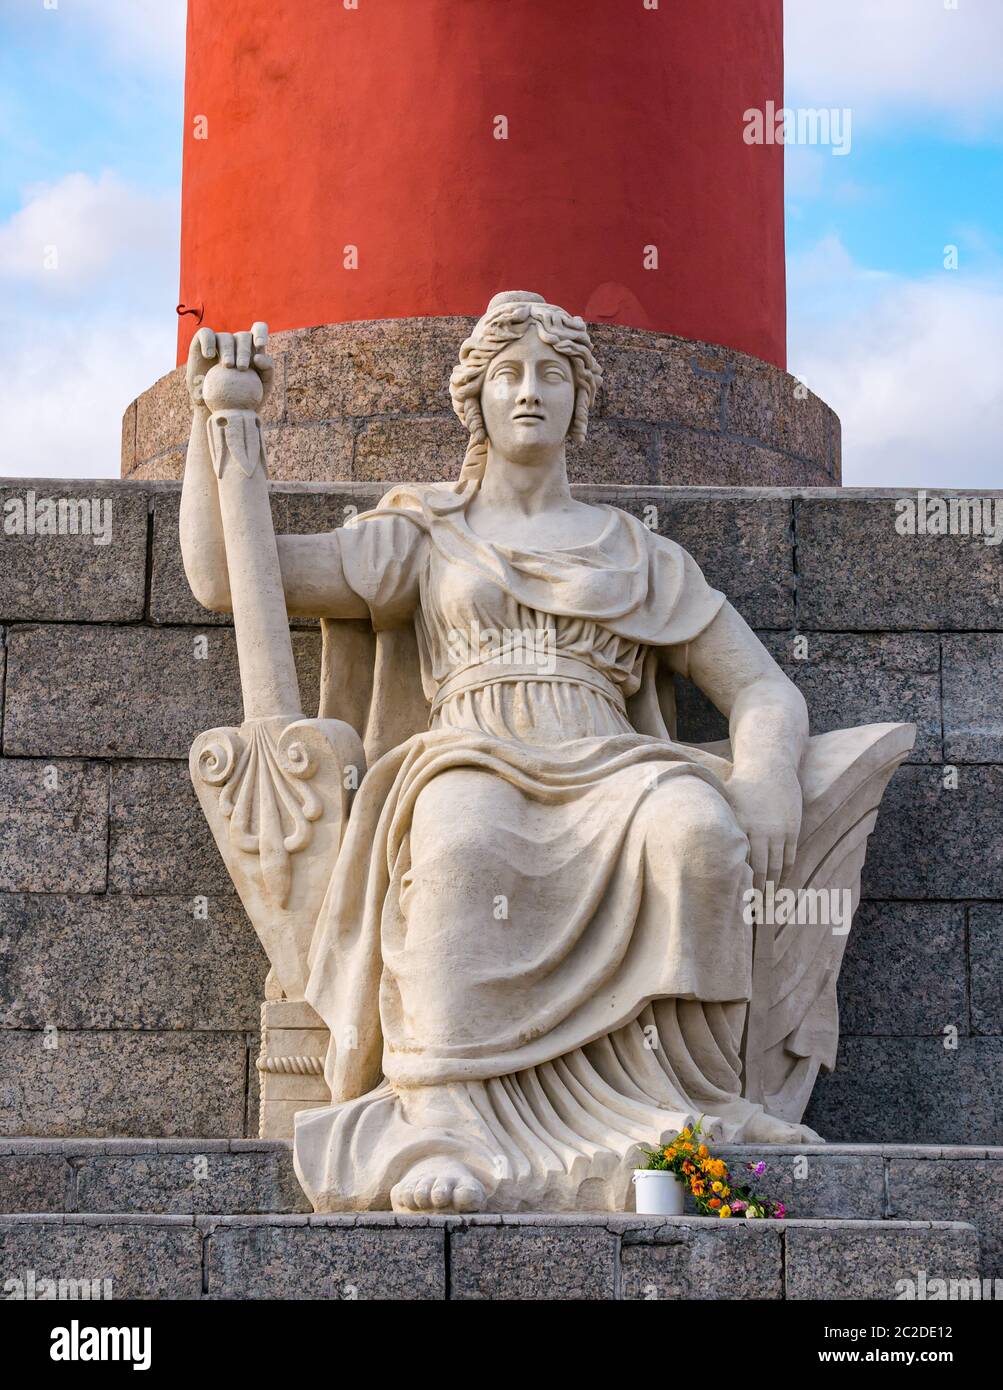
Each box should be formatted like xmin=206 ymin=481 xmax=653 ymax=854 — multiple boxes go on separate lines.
xmin=4 ymin=1139 xmax=1001 ymax=1258
xmin=0 ymin=1212 xmax=981 ymax=1301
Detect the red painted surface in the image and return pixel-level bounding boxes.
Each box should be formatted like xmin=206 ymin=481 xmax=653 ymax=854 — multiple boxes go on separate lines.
xmin=178 ymin=0 xmax=785 ymax=368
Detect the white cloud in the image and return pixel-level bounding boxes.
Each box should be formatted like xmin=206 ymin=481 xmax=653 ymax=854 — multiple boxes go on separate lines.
xmin=785 ymin=0 xmax=1003 ymax=135
xmin=789 ymin=236 xmax=1003 ymax=487
xmin=0 ymin=170 xmax=177 ymax=295
xmin=1 ymin=310 xmax=176 ymax=479
xmin=69 ymin=0 xmax=187 ymax=77
xmin=1 ymin=170 xmax=179 ymax=477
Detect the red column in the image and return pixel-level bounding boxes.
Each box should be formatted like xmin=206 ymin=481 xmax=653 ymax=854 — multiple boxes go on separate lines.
xmin=178 ymin=0 xmax=785 ymax=367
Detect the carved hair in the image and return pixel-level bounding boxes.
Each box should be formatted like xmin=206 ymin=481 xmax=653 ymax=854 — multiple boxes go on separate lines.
xmin=449 ymin=291 xmax=603 ymax=486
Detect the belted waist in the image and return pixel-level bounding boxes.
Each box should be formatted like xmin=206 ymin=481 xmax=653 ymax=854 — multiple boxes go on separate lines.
xmin=430 ymin=653 xmax=626 ymax=715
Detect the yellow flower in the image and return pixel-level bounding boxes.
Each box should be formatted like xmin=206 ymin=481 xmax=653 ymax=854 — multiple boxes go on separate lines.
xmin=681 ymin=1127 xmax=692 ymax=1139
xmin=711 ymin=1181 xmax=724 ymax=1194
xmin=698 ymin=1145 xmax=709 ymax=1158
xmin=719 ymin=1205 xmax=732 ymax=1219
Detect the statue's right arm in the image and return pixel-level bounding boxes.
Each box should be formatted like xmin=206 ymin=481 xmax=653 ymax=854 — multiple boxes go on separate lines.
xmin=179 ymin=401 xmax=232 ymax=613
xmin=179 ymin=324 xmax=370 ymax=621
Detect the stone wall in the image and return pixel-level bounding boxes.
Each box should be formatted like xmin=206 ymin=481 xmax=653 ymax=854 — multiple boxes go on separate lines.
xmin=1 ymin=479 xmax=1000 ymax=1143
xmin=121 ymin=320 xmax=840 ymax=488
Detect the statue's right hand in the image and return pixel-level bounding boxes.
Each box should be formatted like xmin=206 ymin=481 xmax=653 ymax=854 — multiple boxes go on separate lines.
xmin=186 ymin=324 xmax=274 ymax=407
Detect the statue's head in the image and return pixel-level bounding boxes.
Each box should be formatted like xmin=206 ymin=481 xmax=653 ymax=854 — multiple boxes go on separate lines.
xmin=449 ymin=291 xmax=603 ymax=483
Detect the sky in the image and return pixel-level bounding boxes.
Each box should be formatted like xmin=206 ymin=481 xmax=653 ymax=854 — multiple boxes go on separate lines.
xmin=0 ymin=0 xmax=1000 ymax=487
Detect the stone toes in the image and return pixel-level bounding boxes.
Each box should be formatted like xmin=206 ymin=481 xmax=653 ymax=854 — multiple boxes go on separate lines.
xmin=452 ymin=1180 xmax=485 ymax=1213
xmin=413 ymin=1175 xmax=436 ymax=1208
xmin=430 ymin=1177 xmax=455 ymax=1209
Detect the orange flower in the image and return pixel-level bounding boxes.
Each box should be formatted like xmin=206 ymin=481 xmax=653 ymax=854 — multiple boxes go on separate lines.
xmin=682 ymin=1161 xmax=694 ymax=1174
xmin=698 ymin=1145 xmax=709 ymax=1158
xmin=709 ymin=1197 xmax=721 ymax=1209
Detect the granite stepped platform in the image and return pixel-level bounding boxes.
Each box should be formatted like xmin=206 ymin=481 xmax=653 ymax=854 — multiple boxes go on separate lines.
xmin=1 ymin=1141 xmax=994 ymax=1300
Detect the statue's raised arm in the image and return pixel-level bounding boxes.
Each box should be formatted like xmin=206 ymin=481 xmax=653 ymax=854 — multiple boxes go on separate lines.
xmin=180 ymin=323 xmax=364 ymax=1016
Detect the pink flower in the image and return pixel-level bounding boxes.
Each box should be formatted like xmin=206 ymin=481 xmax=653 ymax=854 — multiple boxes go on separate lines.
xmin=730 ymin=1199 xmax=747 ymax=1212
xmin=747 ymin=1160 xmax=767 ymax=1176
xmin=772 ymin=1202 xmax=786 ymax=1219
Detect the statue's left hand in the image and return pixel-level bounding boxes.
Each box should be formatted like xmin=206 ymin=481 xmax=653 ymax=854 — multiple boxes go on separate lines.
xmin=727 ymin=765 xmax=803 ymax=893
xmin=186 ymin=322 xmax=275 ymax=407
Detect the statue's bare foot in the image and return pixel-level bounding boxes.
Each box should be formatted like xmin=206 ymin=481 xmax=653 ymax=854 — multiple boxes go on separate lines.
xmin=391 ymin=1158 xmax=486 ymax=1213
xmin=742 ymin=1113 xmax=824 ymax=1144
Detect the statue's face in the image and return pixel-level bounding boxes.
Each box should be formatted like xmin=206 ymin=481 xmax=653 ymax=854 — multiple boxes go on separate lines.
xmin=480 ymin=326 xmax=576 ymax=461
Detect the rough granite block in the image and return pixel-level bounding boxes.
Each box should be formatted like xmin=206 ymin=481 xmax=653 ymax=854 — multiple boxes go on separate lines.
xmin=121 ymin=398 xmax=137 ymax=476
xmin=619 ymin=1221 xmax=782 ymax=1300
xmin=861 ymin=765 xmax=1003 ymax=900
xmin=284 ymin=319 xmax=460 ymax=421
xmin=796 ymin=496 xmax=1003 ymax=631
xmin=266 ymin=420 xmax=355 ymax=483
xmin=206 ymin=1220 xmax=445 ymax=1299
xmin=76 ymin=1150 xmax=309 ymax=1216
xmin=0 ymin=1217 xmax=203 ymax=1299
xmin=784 ymin=1221 xmax=981 ymax=1300
xmin=888 ymin=1159 xmax=1003 ymax=1279
xmin=598 ymin=492 xmax=794 ymax=630
xmin=566 ymin=420 xmax=655 ymax=487
xmin=135 ymin=366 xmax=196 ymax=461
xmin=0 ymin=758 xmax=108 ymax=893
xmin=805 ymin=1037 xmax=1003 ymax=1145
xmin=448 ymin=1222 xmax=618 ymax=1300
xmin=280 ymin=485 xmax=385 ymax=533
xmin=970 ymin=906 xmax=1003 ymax=1036
xmin=0 ymin=894 xmax=265 ymax=1030
xmin=149 ymin=491 xmax=231 ymax=627
xmin=767 ymin=632 xmax=941 ymax=763
xmin=0 ymin=1153 xmax=70 ymax=1213
xmin=835 ymin=902 xmax=968 ymax=1036
xmin=0 ymin=1030 xmax=248 ymax=1138
xmin=725 ymin=358 xmax=830 ymax=465
xmin=128 ymin=446 xmax=186 ymax=482
xmin=715 ymin=1148 xmax=885 ymax=1220
xmin=353 ymin=416 xmax=467 ymax=483
xmin=598 ymin=343 xmax=722 ymax=429
xmin=109 ymin=760 xmax=236 ymax=895
xmin=942 ymin=635 xmax=1003 ymax=762
xmin=0 ymin=483 xmax=148 ymax=622
xmin=658 ymin=429 xmax=813 ymax=488
xmin=2 ymin=624 xmax=321 ymax=759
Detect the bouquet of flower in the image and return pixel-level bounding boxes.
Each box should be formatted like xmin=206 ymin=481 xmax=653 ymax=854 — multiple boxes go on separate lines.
xmin=636 ymin=1119 xmax=786 ymax=1220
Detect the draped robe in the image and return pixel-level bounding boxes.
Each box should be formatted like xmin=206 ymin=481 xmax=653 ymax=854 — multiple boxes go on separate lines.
xmin=295 ymin=484 xmax=768 ymax=1211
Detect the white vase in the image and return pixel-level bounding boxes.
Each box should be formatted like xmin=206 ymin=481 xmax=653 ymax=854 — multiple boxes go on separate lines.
xmin=632 ymin=1169 xmax=685 ymax=1216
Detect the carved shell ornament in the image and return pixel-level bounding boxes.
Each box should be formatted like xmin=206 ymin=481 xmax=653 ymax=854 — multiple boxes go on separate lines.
xmin=196 ymin=722 xmax=323 ymax=908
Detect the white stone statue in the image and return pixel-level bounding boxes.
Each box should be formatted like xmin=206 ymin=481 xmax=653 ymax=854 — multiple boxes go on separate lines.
xmin=180 ymin=292 xmax=914 ymax=1214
